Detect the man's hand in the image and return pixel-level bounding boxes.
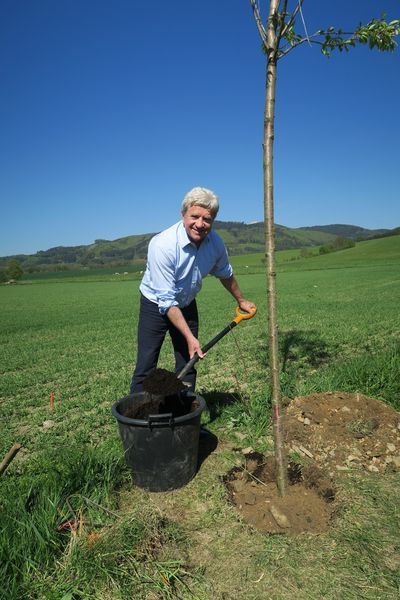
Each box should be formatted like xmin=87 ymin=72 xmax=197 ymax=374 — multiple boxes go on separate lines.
xmin=238 ymin=298 xmax=257 ymax=314
xmin=166 ymin=306 xmax=205 ymax=359
xmin=187 ymin=335 xmax=205 ymax=359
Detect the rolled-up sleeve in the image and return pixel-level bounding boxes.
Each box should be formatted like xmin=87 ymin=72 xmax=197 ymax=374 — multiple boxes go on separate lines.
xmin=146 ymin=238 xmax=179 ymax=314
xmin=209 ymin=238 xmax=233 ymax=279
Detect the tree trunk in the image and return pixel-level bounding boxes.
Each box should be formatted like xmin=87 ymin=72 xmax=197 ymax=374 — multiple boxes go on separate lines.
xmin=264 ymin=1 xmax=287 ymax=496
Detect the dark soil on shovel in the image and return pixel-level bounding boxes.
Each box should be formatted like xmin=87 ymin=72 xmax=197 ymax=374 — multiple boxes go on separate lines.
xmin=142 ymin=368 xmax=186 ymax=396
xmin=224 ymin=392 xmax=400 ymax=535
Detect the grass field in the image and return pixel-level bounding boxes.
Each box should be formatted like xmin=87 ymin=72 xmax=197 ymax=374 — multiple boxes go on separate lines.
xmin=1 ymin=236 xmax=399 ymax=599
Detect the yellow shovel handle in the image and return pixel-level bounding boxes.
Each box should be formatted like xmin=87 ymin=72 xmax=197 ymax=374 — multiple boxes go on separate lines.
xmin=233 ymin=306 xmax=257 ymax=324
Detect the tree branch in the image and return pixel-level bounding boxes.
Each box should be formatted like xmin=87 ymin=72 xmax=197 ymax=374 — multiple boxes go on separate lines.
xmin=280 ymin=0 xmax=303 ymax=39
xmin=249 ymin=0 xmax=267 ymax=45
xmin=278 ymin=17 xmax=400 ymax=58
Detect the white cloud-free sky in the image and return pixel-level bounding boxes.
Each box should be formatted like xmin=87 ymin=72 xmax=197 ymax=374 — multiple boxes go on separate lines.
xmin=1 ymin=0 xmax=399 ymax=256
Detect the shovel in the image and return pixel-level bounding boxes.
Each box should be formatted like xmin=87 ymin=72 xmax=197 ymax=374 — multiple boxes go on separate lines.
xmin=177 ymin=306 xmax=257 ymax=381
xmin=141 ymin=306 xmax=257 ymax=406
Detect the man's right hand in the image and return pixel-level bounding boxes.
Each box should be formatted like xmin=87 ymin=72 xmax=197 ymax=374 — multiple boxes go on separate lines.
xmin=188 ymin=335 xmax=204 ymax=360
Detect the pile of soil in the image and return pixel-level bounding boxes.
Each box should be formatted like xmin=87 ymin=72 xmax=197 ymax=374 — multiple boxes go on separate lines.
xmin=130 ymin=393 xmax=195 ymax=420
xmin=119 ymin=369 xmax=195 ymax=420
xmin=284 ymin=392 xmax=400 ymax=474
xmin=225 ymin=392 xmax=400 ymax=535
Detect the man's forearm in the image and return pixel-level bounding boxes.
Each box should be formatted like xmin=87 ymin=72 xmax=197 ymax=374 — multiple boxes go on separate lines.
xmin=166 ymin=306 xmax=193 ymax=341
xmin=220 ymin=275 xmax=244 ymax=303
xmin=166 ymin=306 xmax=203 ymax=358
xmin=220 ymin=276 xmax=257 ymax=314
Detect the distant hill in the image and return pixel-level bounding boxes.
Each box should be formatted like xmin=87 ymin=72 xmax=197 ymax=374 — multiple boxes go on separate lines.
xmin=298 ymin=224 xmax=390 ymax=239
xmin=0 ymin=222 xmax=395 ymax=274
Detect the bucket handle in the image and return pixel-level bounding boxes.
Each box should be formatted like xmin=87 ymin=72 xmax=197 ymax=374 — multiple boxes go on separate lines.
xmin=148 ymin=413 xmax=174 ymax=428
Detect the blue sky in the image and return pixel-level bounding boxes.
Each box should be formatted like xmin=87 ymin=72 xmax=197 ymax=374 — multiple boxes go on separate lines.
xmin=1 ymin=0 xmax=399 ymax=257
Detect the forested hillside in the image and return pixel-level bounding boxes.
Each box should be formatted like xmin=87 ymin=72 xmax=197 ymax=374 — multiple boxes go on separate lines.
xmin=0 ymin=222 xmax=394 ymax=274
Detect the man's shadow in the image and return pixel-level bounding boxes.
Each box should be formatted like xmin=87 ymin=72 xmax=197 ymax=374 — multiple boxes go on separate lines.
xmin=196 ymin=329 xmax=331 ymax=469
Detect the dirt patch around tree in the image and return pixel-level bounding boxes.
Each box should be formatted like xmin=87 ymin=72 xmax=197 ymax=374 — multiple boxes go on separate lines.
xmin=224 ymin=392 xmax=400 ymax=535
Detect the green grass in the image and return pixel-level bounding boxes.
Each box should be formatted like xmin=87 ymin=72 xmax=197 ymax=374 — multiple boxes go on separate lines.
xmin=21 ymin=267 xmax=144 ymax=283
xmin=230 ymin=234 xmax=400 ymax=274
xmin=0 ymin=235 xmax=399 ymax=599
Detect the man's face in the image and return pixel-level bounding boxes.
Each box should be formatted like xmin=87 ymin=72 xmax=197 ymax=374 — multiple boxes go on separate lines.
xmin=182 ymin=205 xmax=214 ymax=245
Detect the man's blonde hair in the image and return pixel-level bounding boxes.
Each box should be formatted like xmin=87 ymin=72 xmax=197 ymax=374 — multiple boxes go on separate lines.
xmin=181 ymin=187 xmax=219 ymax=217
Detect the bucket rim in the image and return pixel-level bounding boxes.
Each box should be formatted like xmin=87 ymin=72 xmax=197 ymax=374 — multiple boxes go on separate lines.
xmin=111 ymin=392 xmax=206 ymax=427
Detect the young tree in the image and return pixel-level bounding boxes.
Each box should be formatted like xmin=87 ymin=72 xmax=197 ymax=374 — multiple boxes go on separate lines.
xmin=6 ymin=258 xmax=23 ymax=281
xmin=249 ymin=0 xmax=399 ymax=496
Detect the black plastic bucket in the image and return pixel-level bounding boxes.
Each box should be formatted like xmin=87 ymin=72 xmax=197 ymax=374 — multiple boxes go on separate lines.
xmin=111 ymin=391 xmax=206 ymax=492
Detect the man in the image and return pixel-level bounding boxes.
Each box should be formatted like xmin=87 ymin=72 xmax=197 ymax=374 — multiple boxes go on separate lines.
xmin=130 ymin=186 xmax=256 ymax=393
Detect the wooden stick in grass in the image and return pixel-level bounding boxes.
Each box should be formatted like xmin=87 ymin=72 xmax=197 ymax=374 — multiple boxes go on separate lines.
xmin=0 ymin=443 xmax=22 ymax=475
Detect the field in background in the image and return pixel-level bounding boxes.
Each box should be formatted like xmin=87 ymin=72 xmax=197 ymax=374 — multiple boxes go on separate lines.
xmin=230 ymin=234 xmax=400 ymax=273
xmin=1 ymin=235 xmax=399 ymax=599
xmin=17 ymin=234 xmax=400 ymax=283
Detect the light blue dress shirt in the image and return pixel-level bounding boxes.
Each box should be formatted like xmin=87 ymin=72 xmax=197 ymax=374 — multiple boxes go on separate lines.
xmin=140 ymin=221 xmax=233 ymax=314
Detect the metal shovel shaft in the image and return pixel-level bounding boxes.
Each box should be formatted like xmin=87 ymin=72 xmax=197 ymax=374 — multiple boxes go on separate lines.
xmin=177 ymin=306 xmax=257 ymax=381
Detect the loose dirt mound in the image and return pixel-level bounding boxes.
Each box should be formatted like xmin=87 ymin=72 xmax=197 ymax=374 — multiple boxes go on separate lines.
xmin=284 ymin=392 xmax=400 ymax=475
xmin=225 ymin=392 xmax=400 ymax=535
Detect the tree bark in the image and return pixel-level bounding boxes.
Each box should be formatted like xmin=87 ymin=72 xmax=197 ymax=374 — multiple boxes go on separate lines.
xmin=263 ymin=0 xmax=287 ymax=496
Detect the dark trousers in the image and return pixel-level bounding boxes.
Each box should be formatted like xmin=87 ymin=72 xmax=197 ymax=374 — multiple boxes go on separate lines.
xmin=130 ymin=294 xmax=199 ymax=393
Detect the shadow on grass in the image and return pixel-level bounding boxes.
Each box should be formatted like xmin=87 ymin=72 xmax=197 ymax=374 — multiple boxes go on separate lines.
xmin=280 ymin=329 xmax=332 ymax=372
xmin=201 ymin=391 xmax=240 ymax=423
